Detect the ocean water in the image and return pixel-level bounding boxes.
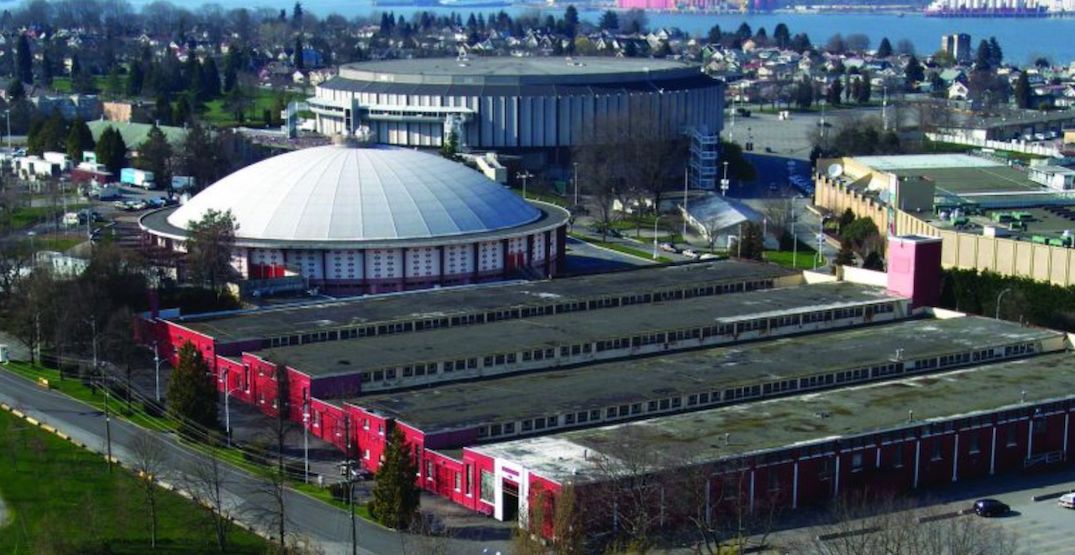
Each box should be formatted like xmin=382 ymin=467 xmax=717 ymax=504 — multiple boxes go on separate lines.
xmin=127 ymin=0 xmax=1075 ymax=64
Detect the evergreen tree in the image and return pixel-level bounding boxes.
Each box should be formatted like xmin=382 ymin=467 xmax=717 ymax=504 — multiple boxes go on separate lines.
xmin=773 ymin=23 xmax=790 ymax=48
xmin=877 ymin=37 xmax=893 ymax=58
xmin=201 ymin=58 xmax=222 ymax=100
xmin=599 ymin=10 xmax=618 ymax=31
xmin=975 ymin=39 xmax=992 ymax=70
xmin=139 ymin=126 xmax=173 ymax=192
xmin=731 ymin=222 xmax=765 ymax=261
xmin=826 ymin=79 xmax=843 ymax=105
xmin=856 ymin=72 xmax=872 ymax=103
xmin=222 ymin=52 xmax=238 ymax=93
xmin=173 ymin=95 xmax=192 ymax=126
xmin=294 ymin=35 xmax=305 ymax=70
xmin=40 ymin=50 xmax=52 ymax=87
xmin=105 ymin=65 xmax=123 ymax=98
xmin=706 ymin=24 xmax=722 ymax=45
xmin=127 ymin=61 xmax=145 ymax=97
xmin=1014 ymin=72 xmax=1031 ymax=109
xmin=563 ymin=5 xmax=579 ymax=38
xmin=166 ymin=342 xmax=220 ymax=435
xmin=292 ymin=1 xmax=303 ymax=26
xmin=154 ymin=94 xmax=173 ymax=126
xmin=988 ymin=36 xmax=1003 ymax=66
xmin=834 ymin=239 xmax=855 ymax=266
xmin=65 ymin=117 xmax=94 ymax=162
xmin=904 ymin=56 xmax=924 ymax=91
xmin=94 ymin=127 xmax=128 ymax=175
xmin=15 ymin=33 xmax=31 ymax=84
xmin=369 ymin=428 xmax=421 ymax=529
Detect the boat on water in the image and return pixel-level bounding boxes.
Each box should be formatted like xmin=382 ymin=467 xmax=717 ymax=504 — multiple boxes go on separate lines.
xmin=373 ymin=0 xmax=511 ymax=6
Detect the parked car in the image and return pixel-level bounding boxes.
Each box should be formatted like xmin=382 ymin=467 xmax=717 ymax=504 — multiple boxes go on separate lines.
xmin=1058 ymin=492 xmax=1075 ymax=509
xmin=682 ymin=249 xmax=700 ymax=259
xmin=658 ymin=242 xmax=677 ymax=253
xmin=973 ymin=498 xmax=1010 ymax=517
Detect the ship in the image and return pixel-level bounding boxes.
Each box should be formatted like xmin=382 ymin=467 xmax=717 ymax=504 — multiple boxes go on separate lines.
xmin=924 ymin=0 xmax=1050 ymax=16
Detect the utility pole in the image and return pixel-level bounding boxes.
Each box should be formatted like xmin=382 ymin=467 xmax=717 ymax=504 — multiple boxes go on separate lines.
xmin=104 ymin=386 xmax=113 ymax=473
xmin=345 ymin=416 xmax=357 ymax=555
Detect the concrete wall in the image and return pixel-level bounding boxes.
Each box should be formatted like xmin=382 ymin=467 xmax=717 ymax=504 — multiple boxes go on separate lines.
xmin=815 ymin=174 xmax=1075 ymax=287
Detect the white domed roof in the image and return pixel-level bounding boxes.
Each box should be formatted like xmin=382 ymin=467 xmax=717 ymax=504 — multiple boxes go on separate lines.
xmin=168 ymin=145 xmax=542 ymax=243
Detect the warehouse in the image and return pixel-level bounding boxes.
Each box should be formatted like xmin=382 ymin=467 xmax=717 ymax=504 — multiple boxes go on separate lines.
xmin=330 ymin=316 xmax=1061 ymax=513
xmin=308 ymin=57 xmax=724 ymax=153
xmin=470 ymin=351 xmax=1075 ymax=528
xmin=211 ymin=281 xmax=909 ymax=431
xmin=150 ymin=260 xmax=800 ymax=361
xmin=140 ymin=139 xmax=571 ymax=295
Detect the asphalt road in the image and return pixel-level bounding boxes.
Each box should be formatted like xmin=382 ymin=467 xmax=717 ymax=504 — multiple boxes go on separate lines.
xmin=0 ymin=367 xmax=511 ymax=555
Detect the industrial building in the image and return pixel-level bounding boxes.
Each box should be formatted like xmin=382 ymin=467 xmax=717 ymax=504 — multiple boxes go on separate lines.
xmin=140 ymin=140 xmax=570 ymax=294
xmin=143 ymin=241 xmax=1075 ymax=534
xmin=814 ymin=153 xmax=1075 ymax=286
xmin=307 ymin=57 xmax=724 ymax=155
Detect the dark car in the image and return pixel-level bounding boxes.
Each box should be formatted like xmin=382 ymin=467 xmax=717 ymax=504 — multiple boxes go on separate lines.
xmin=974 ymin=498 xmax=1010 ymax=517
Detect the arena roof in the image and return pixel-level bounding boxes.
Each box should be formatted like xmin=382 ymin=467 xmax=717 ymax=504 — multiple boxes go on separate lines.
xmin=346 ymin=316 xmax=1059 ymax=433
xmin=334 ymin=57 xmax=705 ymax=87
xmin=165 ymin=144 xmax=541 ymax=243
xmin=476 ymin=352 xmax=1075 ymax=483
xmin=172 ymin=261 xmax=799 ymax=343
xmin=264 ymin=282 xmax=903 ymax=378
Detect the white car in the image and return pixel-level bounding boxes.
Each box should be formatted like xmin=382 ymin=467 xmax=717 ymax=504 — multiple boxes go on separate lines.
xmin=682 ymin=249 xmax=700 ymax=259
xmin=1059 ymin=492 xmax=1075 ymax=509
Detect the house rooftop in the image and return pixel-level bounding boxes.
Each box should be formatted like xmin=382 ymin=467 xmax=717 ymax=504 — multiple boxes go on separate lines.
xmin=174 ymin=260 xmax=797 ymax=343
xmin=475 ymin=352 xmax=1075 ymax=483
xmin=344 ymin=316 xmax=1059 ymax=434
xmin=262 ymin=282 xmax=903 ymax=378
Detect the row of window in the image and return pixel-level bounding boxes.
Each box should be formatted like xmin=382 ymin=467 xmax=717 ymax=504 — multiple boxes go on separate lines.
xmin=262 ymin=278 xmax=782 ymax=348
xmin=471 ymin=341 xmax=1041 ymax=443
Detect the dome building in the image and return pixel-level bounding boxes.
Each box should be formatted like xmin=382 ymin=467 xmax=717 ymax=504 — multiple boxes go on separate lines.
xmin=140 ymin=141 xmax=570 ymax=294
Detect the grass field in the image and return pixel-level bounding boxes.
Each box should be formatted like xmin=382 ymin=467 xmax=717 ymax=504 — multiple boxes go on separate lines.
xmin=202 ymin=88 xmax=306 ymax=128
xmin=1 ymin=362 xmax=371 ymax=519
xmin=0 ymin=408 xmax=268 ymax=554
xmin=764 ymin=248 xmax=824 ymax=269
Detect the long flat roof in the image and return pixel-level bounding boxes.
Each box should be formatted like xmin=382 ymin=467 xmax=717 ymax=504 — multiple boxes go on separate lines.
xmin=476 ymin=352 xmax=1075 ymax=483
xmin=349 ymin=317 xmax=1059 ymax=433
xmin=174 ymin=261 xmax=798 ymax=343
xmin=264 ymin=282 xmax=902 ymax=378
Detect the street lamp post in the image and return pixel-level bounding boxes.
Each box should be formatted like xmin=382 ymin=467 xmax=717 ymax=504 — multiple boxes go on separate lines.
xmin=152 ymin=341 xmax=161 ymax=403
xmin=652 ymin=215 xmax=663 ymax=260
xmin=303 ymin=399 xmax=311 ymax=483
xmin=515 ymin=171 xmax=533 ymax=200
xmin=572 ymin=162 xmax=579 ymax=207
xmin=4 ymin=109 xmax=10 ymax=150
xmin=996 ymin=287 xmax=1013 ymax=320
xmin=720 ymin=161 xmax=730 ymax=197
xmin=223 ymin=372 xmax=243 ymax=448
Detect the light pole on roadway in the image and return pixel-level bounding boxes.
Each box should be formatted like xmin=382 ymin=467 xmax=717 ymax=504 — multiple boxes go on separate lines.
xmin=652 ymin=214 xmax=663 ymax=260
xmin=152 ymin=341 xmax=161 ymax=402
xmin=515 ymin=171 xmax=533 ymax=200
xmin=996 ymin=287 xmax=1013 ymax=320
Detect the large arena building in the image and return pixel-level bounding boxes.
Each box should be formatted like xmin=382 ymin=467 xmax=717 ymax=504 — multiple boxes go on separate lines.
xmin=140 ymin=140 xmax=570 ymax=294
xmin=308 ymin=57 xmax=725 ymax=153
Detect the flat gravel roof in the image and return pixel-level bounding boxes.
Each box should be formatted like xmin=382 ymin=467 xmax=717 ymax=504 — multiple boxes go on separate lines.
xmin=477 ymin=352 xmax=1075 ymax=483
xmin=346 ymin=316 xmax=1059 ymax=433
xmin=265 ymin=282 xmax=902 ymax=378
xmin=173 ymin=260 xmax=798 ymax=343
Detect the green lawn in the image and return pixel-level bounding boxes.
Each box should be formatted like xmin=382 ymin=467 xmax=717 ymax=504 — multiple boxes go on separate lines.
xmin=764 ymin=249 xmax=824 ymax=269
xmin=1 ymin=362 xmax=373 ymax=522
xmin=49 ymin=76 xmax=110 ymax=95
xmin=202 ymin=88 xmax=305 ymax=128
xmin=0 ymin=408 xmax=267 ymax=554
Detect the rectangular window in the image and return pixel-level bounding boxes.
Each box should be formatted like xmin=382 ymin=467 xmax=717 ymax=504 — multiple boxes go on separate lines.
xmin=454 ymin=472 xmax=461 ymax=492
xmin=851 ymin=452 xmax=864 ymax=472
xmin=930 ymin=440 xmax=943 ymax=461
xmin=1006 ymin=425 xmax=1018 ymax=447
xmin=968 ymin=434 xmax=981 ymax=454
xmin=480 ymin=471 xmax=495 ymax=503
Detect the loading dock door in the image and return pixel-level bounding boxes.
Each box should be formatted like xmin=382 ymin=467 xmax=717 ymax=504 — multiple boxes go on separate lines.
xmin=502 ymin=479 xmax=520 ymax=522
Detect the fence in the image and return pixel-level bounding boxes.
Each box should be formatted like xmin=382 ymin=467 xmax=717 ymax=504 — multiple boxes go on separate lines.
xmin=925 ymin=133 xmax=1060 ymax=157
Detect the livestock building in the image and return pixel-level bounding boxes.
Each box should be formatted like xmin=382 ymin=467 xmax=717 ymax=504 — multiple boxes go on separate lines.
xmin=140 ymin=139 xmax=570 ymax=294
xmin=307 ymin=57 xmax=724 ymax=156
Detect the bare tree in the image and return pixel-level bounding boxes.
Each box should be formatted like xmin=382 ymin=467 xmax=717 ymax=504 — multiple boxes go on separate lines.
xmin=130 ymin=431 xmax=170 ymax=549
xmin=399 ymin=511 xmax=453 ymax=555
xmin=786 ymin=494 xmax=1021 ymax=555
xmin=183 ymin=451 xmax=233 ymax=552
